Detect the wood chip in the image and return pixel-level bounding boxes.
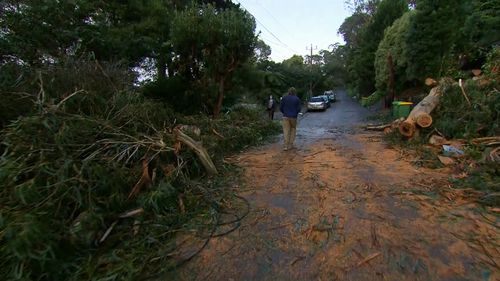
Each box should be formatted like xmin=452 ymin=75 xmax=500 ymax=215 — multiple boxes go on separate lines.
xmin=356 ymin=252 xmax=381 ymax=267
xmin=429 ymin=135 xmax=449 ymax=146
xmin=437 ymin=155 xmax=455 ymax=165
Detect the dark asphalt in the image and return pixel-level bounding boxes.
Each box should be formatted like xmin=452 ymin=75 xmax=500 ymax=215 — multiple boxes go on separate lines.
xmin=276 ymin=90 xmax=373 ymax=146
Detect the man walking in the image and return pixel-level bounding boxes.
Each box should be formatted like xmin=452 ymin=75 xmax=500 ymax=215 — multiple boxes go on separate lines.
xmin=267 ymin=95 xmax=276 ymax=120
xmin=279 ymin=87 xmax=301 ymax=151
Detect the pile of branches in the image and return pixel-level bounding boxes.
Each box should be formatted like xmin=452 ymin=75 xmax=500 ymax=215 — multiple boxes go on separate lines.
xmin=434 ymin=78 xmax=500 ymax=203
xmin=0 ymin=59 xmax=279 ymax=280
xmin=397 ymin=78 xmax=498 ymax=204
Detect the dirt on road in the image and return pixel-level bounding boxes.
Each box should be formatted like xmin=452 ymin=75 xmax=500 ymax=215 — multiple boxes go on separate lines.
xmin=175 ymin=92 xmax=499 ymax=281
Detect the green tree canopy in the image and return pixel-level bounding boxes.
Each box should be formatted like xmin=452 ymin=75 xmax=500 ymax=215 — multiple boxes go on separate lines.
xmin=374 ymin=11 xmax=414 ymax=93
xmin=405 ymin=0 xmax=468 ymax=79
xmin=170 ymin=4 xmax=257 ymax=117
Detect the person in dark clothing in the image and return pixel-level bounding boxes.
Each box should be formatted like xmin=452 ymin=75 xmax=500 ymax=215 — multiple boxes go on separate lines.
xmin=267 ymin=95 xmax=276 ymax=120
xmin=279 ymin=87 xmax=301 ymax=151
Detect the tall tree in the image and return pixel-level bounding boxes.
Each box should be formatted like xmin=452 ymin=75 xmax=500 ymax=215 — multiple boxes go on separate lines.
xmin=405 ymin=0 xmax=468 ymax=79
xmin=321 ymin=44 xmax=349 ymax=88
xmin=374 ymin=11 xmax=414 ymax=96
xmin=170 ymin=4 xmax=257 ymax=117
xmin=350 ymin=0 xmax=408 ymax=96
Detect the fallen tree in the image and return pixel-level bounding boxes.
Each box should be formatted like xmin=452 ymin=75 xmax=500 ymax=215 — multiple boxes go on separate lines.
xmin=399 ymin=85 xmax=442 ymax=138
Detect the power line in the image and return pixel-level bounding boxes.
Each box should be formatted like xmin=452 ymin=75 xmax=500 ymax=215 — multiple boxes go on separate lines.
xmin=254 ymin=0 xmax=290 ymax=34
xmin=235 ymin=0 xmax=299 ymax=54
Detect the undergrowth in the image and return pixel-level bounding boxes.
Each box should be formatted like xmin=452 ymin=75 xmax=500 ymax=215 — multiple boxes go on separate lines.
xmin=0 ymin=59 xmax=280 ymax=280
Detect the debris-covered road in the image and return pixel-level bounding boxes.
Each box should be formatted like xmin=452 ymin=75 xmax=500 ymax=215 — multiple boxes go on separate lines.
xmin=177 ymin=91 xmax=499 ymax=281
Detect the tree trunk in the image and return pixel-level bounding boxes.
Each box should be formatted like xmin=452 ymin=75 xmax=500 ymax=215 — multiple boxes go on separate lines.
xmin=213 ymin=76 xmax=225 ymax=119
xmin=386 ymin=54 xmax=396 ymax=108
xmin=399 ymin=86 xmax=442 ymax=137
xmin=157 ymin=54 xmax=167 ymax=81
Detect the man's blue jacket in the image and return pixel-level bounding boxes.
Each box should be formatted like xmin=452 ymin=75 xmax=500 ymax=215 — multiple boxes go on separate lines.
xmin=280 ymin=94 xmax=301 ymax=118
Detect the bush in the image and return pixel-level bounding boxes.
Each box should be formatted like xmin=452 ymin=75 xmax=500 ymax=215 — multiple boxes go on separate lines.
xmin=361 ymin=90 xmax=386 ymax=107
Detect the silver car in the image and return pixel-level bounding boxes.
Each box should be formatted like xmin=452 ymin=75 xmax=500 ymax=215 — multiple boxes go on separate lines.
xmin=307 ymin=96 xmax=328 ymax=111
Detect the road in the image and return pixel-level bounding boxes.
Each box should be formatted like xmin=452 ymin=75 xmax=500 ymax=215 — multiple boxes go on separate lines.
xmin=175 ymin=91 xmax=499 ymax=281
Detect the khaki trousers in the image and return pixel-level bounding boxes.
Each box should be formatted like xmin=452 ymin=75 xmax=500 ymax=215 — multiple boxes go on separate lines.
xmin=282 ymin=117 xmax=297 ymax=149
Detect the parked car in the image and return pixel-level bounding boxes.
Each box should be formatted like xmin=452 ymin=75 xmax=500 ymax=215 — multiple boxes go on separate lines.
xmin=307 ymin=96 xmax=328 ymax=111
xmin=324 ymin=90 xmax=336 ymax=102
xmin=318 ymin=95 xmax=331 ymax=107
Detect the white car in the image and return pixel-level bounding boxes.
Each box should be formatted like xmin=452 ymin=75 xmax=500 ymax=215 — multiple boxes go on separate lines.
xmin=324 ymin=90 xmax=336 ymax=102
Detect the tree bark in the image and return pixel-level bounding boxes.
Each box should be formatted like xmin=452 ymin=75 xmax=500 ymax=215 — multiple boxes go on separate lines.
xmin=399 ymin=86 xmax=442 ymax=137
xmin=386 ymin=54 xmax=396 ymax=108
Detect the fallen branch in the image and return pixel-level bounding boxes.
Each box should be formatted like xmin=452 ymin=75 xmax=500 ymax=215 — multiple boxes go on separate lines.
xmin=365 ymin=124 xmax=392 ymax=131
xmin=365 ymin=118 xmax=404 ymax=133
xmin=458 ymin=79 xmax=472 ymax=107
xmin=356 ymin=252 xmax=381 ymax=267
xmin=99 ymin=220 xmax=118 ymax=244
xmin=471 ymin=136 xmax=500 ymax=145
xmin=128 ymin=159 xmax=151 ymax=199
xmin=174 ymin=127 xmax=218 ymax=176
xmin=119 ymin=208 xmax=144 ymax=218
xmin=212 ymin=128 xmax=225 ymax=139
xmin=488 ymin=147 xmax=500 ymax=162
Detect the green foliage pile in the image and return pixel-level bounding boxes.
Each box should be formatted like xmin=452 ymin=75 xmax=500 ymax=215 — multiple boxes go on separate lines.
xmin=433 ymin=55 xmax=500 ymax=202
xmin=0 ymin=59 xmax=279 ymax=280
xmin=434 ymin=79 xmax=500 ymax=139
xmin=0 ymin=2 xmax=282 ymax=279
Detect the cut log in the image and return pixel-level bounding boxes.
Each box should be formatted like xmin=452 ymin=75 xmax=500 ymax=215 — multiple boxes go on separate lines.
xmin=399 ymin=86 xmax=442 ymax=137
xmin=174 ymin=128 xmax=218 ymax=176
xmin=425 ymin=78 xmax=438 ymax=87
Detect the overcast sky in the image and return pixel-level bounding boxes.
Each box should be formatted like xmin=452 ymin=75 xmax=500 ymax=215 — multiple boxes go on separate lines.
xmin=236 ymin=0 xmax=351 ymax=62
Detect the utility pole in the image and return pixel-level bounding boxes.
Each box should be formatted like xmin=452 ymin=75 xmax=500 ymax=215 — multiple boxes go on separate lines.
xmin=306 ymin=44 xmax=317 ymax=99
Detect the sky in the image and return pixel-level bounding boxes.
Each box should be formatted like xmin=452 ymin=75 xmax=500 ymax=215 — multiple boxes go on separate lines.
xmin=236 ymin=0 xmax=352 ymax=62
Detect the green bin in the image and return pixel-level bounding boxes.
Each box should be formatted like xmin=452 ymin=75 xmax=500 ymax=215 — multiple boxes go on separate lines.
xmin=392 ymin=101 xmax=401 ymax=118
xmin=392 ymin=101 xmax=413 ymax=118
xmin=398 ymin=102 xmax=413 ymax=118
